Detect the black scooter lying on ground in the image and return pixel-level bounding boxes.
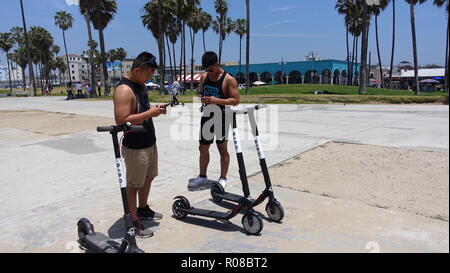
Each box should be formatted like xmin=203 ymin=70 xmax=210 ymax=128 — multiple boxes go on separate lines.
xmin=77 ymin=123 xmax=146 ymax=253
xmin=210 ymin=105 xmax=284 ymax=223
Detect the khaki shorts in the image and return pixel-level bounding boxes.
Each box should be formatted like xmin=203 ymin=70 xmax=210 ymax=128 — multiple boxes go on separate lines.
xmin=121 ymin=144 xmax=158 ymax=188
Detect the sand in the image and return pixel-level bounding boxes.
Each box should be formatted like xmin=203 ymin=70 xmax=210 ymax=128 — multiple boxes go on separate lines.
xmin=252 ymin=142 xmax=449 ymax=221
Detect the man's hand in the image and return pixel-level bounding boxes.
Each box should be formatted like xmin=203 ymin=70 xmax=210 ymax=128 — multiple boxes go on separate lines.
xmin=151 ymin=104 xmax=167 ymax=117
xmin=201 ymin=96 xmax=221 ymax=105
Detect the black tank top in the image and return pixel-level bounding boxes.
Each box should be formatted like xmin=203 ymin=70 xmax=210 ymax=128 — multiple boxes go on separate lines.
xmin=118 ymin=77 xmax=156 ymax=149
xmin=203 ymin=72 xmax=228 ymax=99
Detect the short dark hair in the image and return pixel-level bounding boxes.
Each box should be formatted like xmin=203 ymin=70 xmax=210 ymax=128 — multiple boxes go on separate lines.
xmin=202 ymin=51 xmax=218 ymax=69
xmin=132 ymin=52 xmax=159 ymax=70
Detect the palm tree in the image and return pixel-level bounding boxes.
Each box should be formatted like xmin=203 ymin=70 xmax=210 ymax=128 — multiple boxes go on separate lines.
xmin=388 ymin=0 xmax=396 ymax=88
xmin=167 ymin=18 xmax=181 ymax=83
xmin=90 ymin=0 xmax=117 ymax=95
xmin=187 ymin=7 xmax=203 ymax=91
xmin=336 ymin=0 xmax=352 ymax=85
xmin=107 ymin=48 xmax=117 ymax=81
xmin=0 ymin=32 xmax=14 ymax=94
xmin=201 ymin=11 xmax=212 ymax=53
xmin=54 ymin=11 xmax=74 ymax=88
xmin=115 ymin=47 xmax=127 ymax=79
xmin=214 ymin=0 xmax=229 ymax=63
xmin=245 ymin=0 xmax=250 ymax=94
xmin=372 ymin=0 xmax=389 ymax=88
xmin=10 ymin=27 xmax=25 ymax=47
xmin=406 ymin=0 xmax=427 ymax=95
xmin=29 ymin=26 xmax=54 ymax=92
xmin=10 ymin=46 xmax=28 ymax=90
xmin=79 ymin=0 xmax=98 ymax=97
xmin=19 ymin=0 xmax=36 ymax=95
xmin=234 ymin=19 xmax=246 ymax=84
xmin=433 ymin=0 xmax=449 ymax=91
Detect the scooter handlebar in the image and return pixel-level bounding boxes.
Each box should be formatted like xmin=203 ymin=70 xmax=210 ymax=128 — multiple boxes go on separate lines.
xmin=229 ymin=104 xmax=268 ymax=114
xmin=97 ymin=122 xmax=146 ymax=133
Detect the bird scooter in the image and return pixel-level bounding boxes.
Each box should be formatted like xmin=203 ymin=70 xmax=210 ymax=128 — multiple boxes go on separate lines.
xmin=210 ymin=105 xmax=284 ymax=222
xmin=172 ymin=109 xmax=264 ymax=235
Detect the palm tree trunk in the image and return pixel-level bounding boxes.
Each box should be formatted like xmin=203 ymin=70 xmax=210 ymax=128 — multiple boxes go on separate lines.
xmin=190 ymin=27 xmax=195 ymax=92
xmin=172 ymin=42 xmax=177 ymax=84
xmin=389 ymin=0 xmax=396 ymax=88
xmin=238 ymin=35 xmax=242 ymax=84
xmin=7 ymin=56 xmax=13 ymax=94
xmin=183 ymin=22 xmax=187 ymax=94
xmin=62 ymin=30 xmax=72 ymax=85
xmin=180 ymin=25 xmax=183 ymax=93
xmin=166 ymin=35 xmax=173 ymax=83
xmin=350 ymin=34 xmax=356 ymax=86
xmin=445 ymin=15 xmax=449 ymax=92
xmin=355 ymin=35 xmax=359 ymax=86
xmin=245 ymin=0 xmax=250 ymax=95
xmin=346 ymin=26 xmax=350 ymax=85
xmin=359 ymin=0 xmax=368 ymax=95
xmin=98 ymin=29 xmax=109 ymax=95
xmin=410 ymin=2 xmax=420 ymax=95
xmin=85 ymin=15 xmax=96 ymax=97
xmin=375 ymin=15 xmax=384 ymax=88
xmin=202 ymin=30 xmax=206 ymax=53
xmin=20 ymin=0 xmax=35 ymax=95
xmin=21 ymin=65 xmax=26 ymax=91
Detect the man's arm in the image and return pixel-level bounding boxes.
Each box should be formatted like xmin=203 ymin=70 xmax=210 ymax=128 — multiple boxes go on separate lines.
xmin=113 ymin=85 xmax=166 ymax=126
xmin=198 ymin=73 xmax=207 ymax=96
xmin=203 ymin=76 xmax=240 ymax=106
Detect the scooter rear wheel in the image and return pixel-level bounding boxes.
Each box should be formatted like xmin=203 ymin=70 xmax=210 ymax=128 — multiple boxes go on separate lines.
xmin=242 ymin=214 xmax=263 ymax=235
xmin=172 ymin=198 xmax=190 ymax=219
xmin=77 ymin=218 xmax=95 ymax=248
xmin=265 ymin=202 xmax=284 ymax=222
xmin=210 ymin=183 xmax=224 ymax=202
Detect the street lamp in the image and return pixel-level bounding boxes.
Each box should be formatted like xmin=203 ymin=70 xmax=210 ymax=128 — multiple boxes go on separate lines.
xmin=278 ymin=57 xmax=286 ymax=84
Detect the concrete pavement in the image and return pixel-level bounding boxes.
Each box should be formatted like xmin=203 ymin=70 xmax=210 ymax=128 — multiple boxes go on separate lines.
xmin=0 ymin=96 xmax=448 ymax=252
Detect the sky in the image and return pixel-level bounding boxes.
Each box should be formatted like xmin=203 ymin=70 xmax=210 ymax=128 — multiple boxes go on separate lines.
xmin=0 ymin=0 xmax=448 ymax=68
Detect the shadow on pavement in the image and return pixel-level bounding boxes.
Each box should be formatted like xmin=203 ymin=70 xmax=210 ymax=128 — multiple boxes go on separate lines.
xmin=107 ymin=217 xmax=161 ymax=240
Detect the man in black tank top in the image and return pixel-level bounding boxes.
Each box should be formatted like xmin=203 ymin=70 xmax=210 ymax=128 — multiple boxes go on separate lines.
xmin=113 ymin=52 xmax=168 ymax=238
xmin=188 ymin=51 xmax=240 ymax=190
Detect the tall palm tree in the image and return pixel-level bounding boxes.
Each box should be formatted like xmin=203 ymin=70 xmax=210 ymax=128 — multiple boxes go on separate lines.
xmin=187 ymin=7 xmax=203 ymax=91
xmin=79 ymin=0 xmax=98 ymax=97
xmin=19 ymin=0 xmax=36 ymax=95
xmin=10 ymin=27 xmax=25 ymax=47
xmin=388 ymin=0 xmax=396 ymax=88
xmin=433 ymin=0 xmax=449 ymax=91
xmin=201 ymin=11 xmax=212 ymax=53
xmin=245 ymin=0 xmax=250 ymax=94
xmin=406 ymin=0 xmax=427 ymax=95
xmin=234 ymin=18 xmax=246 ymax=84
xmin=336 ymin=0 xmax=353 ymax=86
xmin=90 ymin=0 xmax=117 ymax=95
xmin=10 ymin=46 xmax=28 ymax=90
xmin=372 ymin=0 xmax=389 ymax=88
xmin=54 ymin=11 xmax=74 ymax=87
xmin=0 ymin=32 xmax=14 ymax=94
xmin=214 ymin=0 xmax=229 ymax=63
xmin=115 ymin=47 xmax=127 ymax=78
xmin=168 ymin=18 xmax=181 ymax=83
xmin=29 ymin=26 xmax=54 ymax=92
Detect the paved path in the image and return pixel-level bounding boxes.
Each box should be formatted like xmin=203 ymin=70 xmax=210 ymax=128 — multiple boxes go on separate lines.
xmin=0 ymin=97 xmax=448 ymax=252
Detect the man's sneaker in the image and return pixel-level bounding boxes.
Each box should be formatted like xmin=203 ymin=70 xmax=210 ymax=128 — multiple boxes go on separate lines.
xmin=188 ymin=176 xmax=208 ymax=188
xmin=133 ymin=220 xmax=153 ymax=238
xmin=217 ymin=177 xmax=228 ymax=189
xmin=137 ymin=205 xmax=163 ymax=220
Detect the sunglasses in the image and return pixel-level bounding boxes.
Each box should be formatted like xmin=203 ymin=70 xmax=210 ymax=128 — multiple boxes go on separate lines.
xmin=140 ymin=56 xmax=158 ymax=68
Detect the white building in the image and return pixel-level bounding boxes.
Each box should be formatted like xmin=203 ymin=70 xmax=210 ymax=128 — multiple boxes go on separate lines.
xmin=60 ymin=54 xmax=92 ymax=83
xmin=0 ymin=65 xmax=23 ymax=86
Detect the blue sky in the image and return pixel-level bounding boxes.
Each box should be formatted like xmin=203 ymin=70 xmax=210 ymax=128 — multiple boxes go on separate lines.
xmin=0 ymin=0 xmax=448 ymax=67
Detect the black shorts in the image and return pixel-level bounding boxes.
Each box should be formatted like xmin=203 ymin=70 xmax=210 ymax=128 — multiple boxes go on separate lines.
xmin=199 ymin=110 xmax=229 ymax=145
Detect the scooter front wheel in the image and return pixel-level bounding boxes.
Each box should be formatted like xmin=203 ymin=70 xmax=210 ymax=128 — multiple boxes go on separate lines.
xmin=266 ymin=202 xmax=285 ymax=223
xmin=77 ymin=218 xmax=95 ymax=248
xmin=242 ymin=214 xmax=263 ymax=235
xmin=172 ymin=197 xmax=190 ymax=219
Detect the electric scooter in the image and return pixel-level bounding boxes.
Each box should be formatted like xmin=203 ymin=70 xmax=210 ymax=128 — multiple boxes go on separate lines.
xmin=77 ymin=123 xmax=146 ymax=253
xmin=210 ymin=105 xmax=285 ymax=223
xmin=172 ymin=111 xmax=264 ymax=235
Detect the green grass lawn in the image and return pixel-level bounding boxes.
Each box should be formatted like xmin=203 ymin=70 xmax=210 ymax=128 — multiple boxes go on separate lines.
xmin=3 ymin=84 xmax=448 ymax=104
xmin=242 ymin=84 xmax=446 ymax=96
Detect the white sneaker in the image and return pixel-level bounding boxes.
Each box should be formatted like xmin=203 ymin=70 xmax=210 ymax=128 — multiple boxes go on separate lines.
xmin=217 ymin=178 xmax=228 ymax=189
xmin=188 ymin=176 xmax=208 ymax=188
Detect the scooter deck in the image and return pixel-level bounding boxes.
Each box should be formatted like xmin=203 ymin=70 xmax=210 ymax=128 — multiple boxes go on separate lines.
xmin=218 ymin=192 xmax=256 ymax=204
xmin=185 ymin=208 xmax=230 ymax=220
xmin=84 ymin=233 xmax=120 ymax=253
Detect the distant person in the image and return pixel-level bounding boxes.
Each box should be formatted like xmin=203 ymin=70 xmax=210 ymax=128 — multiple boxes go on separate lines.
xmin=86 ymin=84 xmax=92 ymax=97
xmin=76 ymin=82 xmax=83 ymax=98
xmin=97 ymin=80 xmax=102 ymax=97
xmin=66 ymin=82 xmax=74 ymax=100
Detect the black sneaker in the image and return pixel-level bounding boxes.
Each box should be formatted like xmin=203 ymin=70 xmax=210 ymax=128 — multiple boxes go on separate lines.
xmin=133 ymin=220 xmax=154 ymax=238
xmin=137 ymin=205 xmax=163 ymax=220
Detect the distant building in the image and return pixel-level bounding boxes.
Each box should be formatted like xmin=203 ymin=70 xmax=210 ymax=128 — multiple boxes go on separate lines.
xmin=60 ymin=54 xmax=101 ymax=84
xmin=0 ymin=65 xmax=23 ymax=87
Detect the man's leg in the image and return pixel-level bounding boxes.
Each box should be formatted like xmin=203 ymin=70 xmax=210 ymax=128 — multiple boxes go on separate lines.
xmin=126 ymin=186 xmax=139 ymax=222
xmin=199 ymin=144 xmax=211 ymax=177
xmin=138 ymin=177 xmax=154 ymax=208
xmin=216 ymin=141 xmax=230 ymax=179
